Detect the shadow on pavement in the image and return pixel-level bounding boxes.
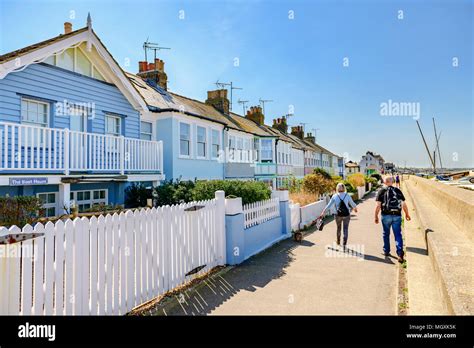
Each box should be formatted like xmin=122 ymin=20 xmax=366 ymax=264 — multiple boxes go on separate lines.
xmin=156 ymin=236 xmax=299 ymax=316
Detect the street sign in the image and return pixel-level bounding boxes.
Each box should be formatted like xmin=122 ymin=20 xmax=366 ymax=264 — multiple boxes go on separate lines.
xmin=9 ymin=177 xmax=48 ymax=186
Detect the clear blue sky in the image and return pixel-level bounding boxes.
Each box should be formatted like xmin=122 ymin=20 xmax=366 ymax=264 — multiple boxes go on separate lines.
xmin=1 ymin=0 xmax=472 ymax=168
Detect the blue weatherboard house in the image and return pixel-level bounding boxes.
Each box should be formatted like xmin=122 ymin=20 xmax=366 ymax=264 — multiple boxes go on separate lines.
xmin=0 ymin=18 xmax=164 ymax=216
xmin=128 ymin=66 xmax=280 ymax=183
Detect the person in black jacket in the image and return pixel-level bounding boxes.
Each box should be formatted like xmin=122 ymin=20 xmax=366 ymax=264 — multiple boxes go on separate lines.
xmin=374 ymin=176 xmax=411 ymax=263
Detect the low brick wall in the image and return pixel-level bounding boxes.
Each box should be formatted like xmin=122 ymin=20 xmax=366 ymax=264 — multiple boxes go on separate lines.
xmin=409 ymin=175 xmax=474 ymax=241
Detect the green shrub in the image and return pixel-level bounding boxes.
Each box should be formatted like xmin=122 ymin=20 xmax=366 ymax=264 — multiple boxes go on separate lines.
xmin=192 ymin=180 xmax=271 ymax=205
xmin=302 ymin=174 xmax=334 ymax=197
xmin=343 ymin=180 xmax=357 ymax=193
xmin=0 ymin=196 xmax=42 ymax=227
xmin=124 ymin=183 xmax=151 ymax=208
xmin=347 ymin=173 xmax=365 ymax=188
xmin=370 ymin=173 xmax=382 ymax=182
xmin=154 ymin=179 xmax=196 ymax=206
xmin=313 ymin=168 xmax=332 ymax=180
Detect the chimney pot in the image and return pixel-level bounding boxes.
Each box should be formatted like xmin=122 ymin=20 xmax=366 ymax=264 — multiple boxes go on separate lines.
xmin=138 ymin=61 xmax=148 ymax=72
xmin=64 ymin=22 xmax=72 ymax=34
xmin=155 ymin=58 xmax=165 ymax=72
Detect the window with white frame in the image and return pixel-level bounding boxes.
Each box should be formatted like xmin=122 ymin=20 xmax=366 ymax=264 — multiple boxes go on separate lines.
xmin=179 ymin=122 xmax=191 ymax=156
xmin=69 ymin=105 xmax=88 ymax=133
xmin=37 ymin=192 xmax=57 ymax=217
xmin=228 ymin=135 xmax=236 ymax=161
xmin=243 ymin=138 xmax=251 ymax=162
xmin=211 ymin=129 xmax=220 ymax=159
xmin=261 ymin=139 xmax=273 ymax=161
xmin=197 ymin=126 xmax=207 ymax=158
xmin=70 ymin=189 xmax=107 ymax=212
xmin=236 ymin=137 xmax=243 ymax=162
xmin=140 ymin=121 xmax=153 ymax=141
xmin=21 ymin=98 xmax=49 ymax=127
xmin=105 ymin=114 xmax=121 ymax=136
xmin=253 ymin=138 xmax=260 ymax=162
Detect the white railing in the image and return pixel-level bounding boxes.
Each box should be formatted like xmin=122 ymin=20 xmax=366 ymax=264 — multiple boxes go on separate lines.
xmin=243 ymin=197 xmax=280 ymax=229
xmin=255 ymin=163 xmax=276 ymax=175
xmin=0 ymin=195 xmax=226 ymax=315
xmin=277 ymin=164 xmax=293 ymax=175
xmin=0 ymin=122 xmax=163 ymax=174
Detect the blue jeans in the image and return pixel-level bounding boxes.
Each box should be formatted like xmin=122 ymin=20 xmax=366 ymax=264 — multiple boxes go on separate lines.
xmin=381 ymin=214 xmax=404 ymax=256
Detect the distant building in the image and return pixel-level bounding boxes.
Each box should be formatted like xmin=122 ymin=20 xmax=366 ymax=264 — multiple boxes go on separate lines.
xmin=359 ymin=151 xmax=385 ymax=175
xmin=345 ymin=161 xmax=360 ymax=175
xmin=384 ymin=162 xmax=395 ymax=172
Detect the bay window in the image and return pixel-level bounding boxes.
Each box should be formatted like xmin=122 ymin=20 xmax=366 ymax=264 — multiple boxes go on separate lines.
xmin=260 ymin=139 xmax=273 ymax=161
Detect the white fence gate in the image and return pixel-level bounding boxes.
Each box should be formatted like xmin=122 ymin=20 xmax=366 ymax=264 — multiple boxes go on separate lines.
xmin=243 ymin=198 xmax=280 ymax=229
xmin=0 ymin=192 xmax=226 ymax=315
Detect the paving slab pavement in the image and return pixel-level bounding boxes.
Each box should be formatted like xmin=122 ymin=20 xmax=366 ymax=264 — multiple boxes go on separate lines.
xmin=157 ymin=192 xmax=400 ymax=315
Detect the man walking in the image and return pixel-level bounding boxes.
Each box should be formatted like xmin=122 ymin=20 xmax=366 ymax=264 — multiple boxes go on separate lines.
xmin=374 ymin=177 xmax=411 ymax=263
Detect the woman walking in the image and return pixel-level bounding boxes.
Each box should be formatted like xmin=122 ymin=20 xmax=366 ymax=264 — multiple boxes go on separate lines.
xmin=320 ymin=183 xmax=358 ymax=248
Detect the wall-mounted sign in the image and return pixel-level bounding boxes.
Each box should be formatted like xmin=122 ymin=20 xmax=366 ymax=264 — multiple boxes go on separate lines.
xmin=9 ymin=177 xmax=49 ymax=186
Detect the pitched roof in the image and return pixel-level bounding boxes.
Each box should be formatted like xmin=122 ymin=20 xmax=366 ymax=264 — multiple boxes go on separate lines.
xmin=127 ymin=72 xmax=239 ymax=129
xmin=286 ymin=133 xmax=314 ymax=151
xmin=0 ymin=27 xmax=89 ymax=63
xmin=345 ymin=162 xmax=359 ymax=167
xmin=260 ymin=125 xmax=304 ymax=150
xmin=227 ymin=112 xmax=274 ymax=137
xmin=0 ymin=26 xmax=148 ymax=111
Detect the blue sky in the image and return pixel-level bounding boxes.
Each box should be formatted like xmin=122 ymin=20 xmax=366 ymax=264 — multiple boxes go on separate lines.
xmin=1 ymin=0 xmax=472 ymax=168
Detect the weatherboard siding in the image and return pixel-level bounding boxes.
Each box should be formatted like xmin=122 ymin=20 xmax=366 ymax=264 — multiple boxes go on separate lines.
xmin=0 ymin=63 xmax=139 ymax=138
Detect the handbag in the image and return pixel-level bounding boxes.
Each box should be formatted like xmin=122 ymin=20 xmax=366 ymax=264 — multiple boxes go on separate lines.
xmin=316 ymin=217 xmax=325 ymax=231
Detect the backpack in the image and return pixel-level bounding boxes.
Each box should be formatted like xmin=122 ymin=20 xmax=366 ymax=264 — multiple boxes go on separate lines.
xmin=336 ymin=193 xmax=350 ymax=217
xmin=383 ymin=187 xmax=402 ymax=213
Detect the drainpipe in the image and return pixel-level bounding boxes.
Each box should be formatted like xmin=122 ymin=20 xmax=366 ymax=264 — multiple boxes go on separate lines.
xmin=223 ymin=127 xmax=228 ymax=179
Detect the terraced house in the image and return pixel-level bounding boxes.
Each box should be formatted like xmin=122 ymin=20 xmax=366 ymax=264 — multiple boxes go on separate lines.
xmin=0 ymin=17 xmax=346 ymax=216
xmin=0 ymin=19 xmax=164 ymax=216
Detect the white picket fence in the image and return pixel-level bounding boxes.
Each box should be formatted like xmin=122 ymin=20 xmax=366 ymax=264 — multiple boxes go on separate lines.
xmin=243 ymin=198 xmax=280 ymax=229
xmin=0 ymin=193 xmax=226 ymax=315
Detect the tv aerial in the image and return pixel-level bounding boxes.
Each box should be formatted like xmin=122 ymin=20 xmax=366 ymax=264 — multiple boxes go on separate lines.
xmin=238 ymin=99 xmax=249 ymax=115
xmin=215 ymin=80 xmax=242 ymax=112
xmin=259 ymin=98 xmax=273 ymax=115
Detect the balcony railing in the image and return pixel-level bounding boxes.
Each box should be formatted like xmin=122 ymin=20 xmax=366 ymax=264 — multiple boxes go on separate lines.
xmin=0 ymin=122 xmax=163 ymax=175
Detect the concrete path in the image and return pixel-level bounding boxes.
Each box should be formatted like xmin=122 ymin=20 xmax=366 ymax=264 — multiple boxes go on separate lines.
xmin=160 ymin=192 xmax=399 ymax=315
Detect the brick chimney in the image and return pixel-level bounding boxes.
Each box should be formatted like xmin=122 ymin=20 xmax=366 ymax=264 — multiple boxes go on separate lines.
xmin=245 ymin=106 xmax=265 ymax=125
xmin=137 ymin=58 xmax=168 ymax=90
xmin=291 ymin=125 xmax=304 ymax=140
xmin=205 ymin=89 xmax=230 ymax=115
xmin=64 ymin=22 xmax=72 ymax=34
xmin=272 ymin=116 xmax=288 ymax=134
xmin=305 ymin=132 xmax=315 ymax=144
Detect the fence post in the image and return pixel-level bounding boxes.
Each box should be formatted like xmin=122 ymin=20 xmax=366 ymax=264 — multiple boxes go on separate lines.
xmin=64 ymin=128 xmax=70 ymax=175
xmin=215 ymin=190 xmax=226 ymax=265
xmin=224 ymin=196 xmax=245 ymax=265
xmin=120 ymin=136 xmax=125 ymax=175
xmin=272 ymin=190 xmax=291 ymax=236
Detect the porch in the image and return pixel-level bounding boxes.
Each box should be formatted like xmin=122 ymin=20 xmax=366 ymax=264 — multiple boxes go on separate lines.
xmin=0 ymin=122 xmax=163 ymax=175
